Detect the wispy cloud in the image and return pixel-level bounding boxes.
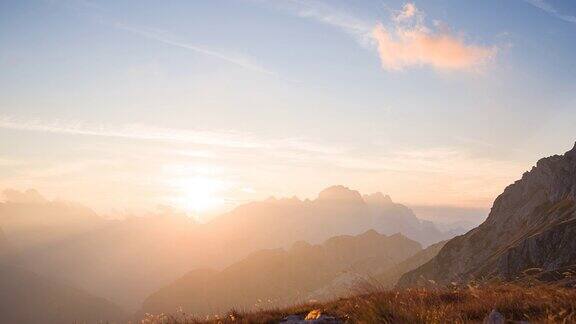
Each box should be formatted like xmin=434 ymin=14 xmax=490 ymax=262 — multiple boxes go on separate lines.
xmin=0 ymin=115 xmax=340 ymax=154
xmin=523 ymin=0 xmax=576 ymax=23
xmin=253 ymin=0 xmax=374 ymax=46
xmin=372 ymin=3 xmax=497 ymax=72
xmin=114 ymin=22 xmax=277 ymax=76
xmin=0 ymin=114 xmax=527 ymax=210
xmin=51 ymin=0 xmax=276 ymax=76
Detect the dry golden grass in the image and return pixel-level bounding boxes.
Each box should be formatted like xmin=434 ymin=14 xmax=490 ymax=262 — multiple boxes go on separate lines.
xmin=140 ymin=283 xmax=576 ymax=323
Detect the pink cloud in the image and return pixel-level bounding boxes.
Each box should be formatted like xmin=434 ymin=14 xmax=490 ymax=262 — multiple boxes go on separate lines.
xmin=395 ymin=3 xmax=417 ymax=22
xmin=373 ymin=4 xmax=497 ymax=72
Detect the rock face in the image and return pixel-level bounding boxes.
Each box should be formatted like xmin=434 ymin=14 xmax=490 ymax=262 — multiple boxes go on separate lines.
xmin=398 ymin=142 xmax=576 ymax=286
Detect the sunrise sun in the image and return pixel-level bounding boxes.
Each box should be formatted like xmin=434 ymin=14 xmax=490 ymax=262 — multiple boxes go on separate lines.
xmin=171 ymin=176 xmax=227 ymax=213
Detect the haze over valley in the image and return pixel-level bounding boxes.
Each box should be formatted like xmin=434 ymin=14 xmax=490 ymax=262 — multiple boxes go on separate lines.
xmin=0 ymin=185 xmax=459 ymax=312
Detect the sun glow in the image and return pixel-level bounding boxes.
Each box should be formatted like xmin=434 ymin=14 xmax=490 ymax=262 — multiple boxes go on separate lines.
xmin=171 ymin=176 xmax=227 ymax=213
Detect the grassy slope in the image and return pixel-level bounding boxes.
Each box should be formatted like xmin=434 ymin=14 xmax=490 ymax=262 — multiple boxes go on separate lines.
xmin=140 ymin=283 xmax=576 ymax=323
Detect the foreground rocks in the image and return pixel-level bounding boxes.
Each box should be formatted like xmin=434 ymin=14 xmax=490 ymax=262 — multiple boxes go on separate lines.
xmin=280 ymin=310 xmax=341 ymax=324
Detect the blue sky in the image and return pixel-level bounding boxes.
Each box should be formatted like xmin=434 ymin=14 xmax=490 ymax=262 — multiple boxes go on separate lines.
xmin=1 ymin=0 xmax=575 ymax=219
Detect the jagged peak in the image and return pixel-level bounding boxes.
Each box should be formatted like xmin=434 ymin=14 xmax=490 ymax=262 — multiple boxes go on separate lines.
xmin=388 ymin=232 xmax=406 ymax=239
xmin=316 ymin=185 xmax=364 ymax=204
xmin=358 ymin=229 xmax=384 ymax=239
xmin=489 ymin=141 xmax=576 ymax=222
xmin=2 ymin=188 xmax=47 ymax=204
xmin=262 ymin=196 xmax=301 ymax=204
xmin=363 ymin=192 xmax=393 ymax=205
xmin=566 ymin=141 xmax=576 ymax=158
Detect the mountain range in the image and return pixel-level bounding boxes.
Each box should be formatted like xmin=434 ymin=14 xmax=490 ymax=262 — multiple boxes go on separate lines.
xmin=141 ymin=230 xmax=423 ymax=317
xmin=4 ymin=142 xmax=576 ymax=321
xmin=1 ymin=186 xmax=452 ymax=310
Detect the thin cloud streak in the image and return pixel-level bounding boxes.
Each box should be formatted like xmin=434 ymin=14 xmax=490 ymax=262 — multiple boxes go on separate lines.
xmin=50 ymin=0 xmax=276 ymax=75
xmin=523 ymin=0 xmax=576 ymax=23
xmin=0 ymin=115 xmax=526 ymax=210
xmin=114 ymin=22 xmax=277 ymax=75
xmin=254 ymin=0 xmax=374 ymax=46
xmin=0 ymin=115 xmax=340 ymax=154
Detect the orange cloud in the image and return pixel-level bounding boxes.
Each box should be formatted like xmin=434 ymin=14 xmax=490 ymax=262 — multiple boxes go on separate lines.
xmin=372 ymin=4 xmax=497 ymax=72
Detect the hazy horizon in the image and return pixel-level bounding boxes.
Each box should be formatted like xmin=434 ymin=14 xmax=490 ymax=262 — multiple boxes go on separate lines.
xmin=0 ymin=185 xmax=489 ymax=228
xmin=2 ymin=0 xmax=576 ymax=222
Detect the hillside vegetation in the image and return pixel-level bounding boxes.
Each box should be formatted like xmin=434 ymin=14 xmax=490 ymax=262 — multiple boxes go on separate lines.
xmin=141 ymin=283 xmax=576 ymax=323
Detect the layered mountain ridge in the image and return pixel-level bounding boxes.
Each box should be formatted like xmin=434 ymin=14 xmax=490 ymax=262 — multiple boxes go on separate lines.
xmin=1 ymin=186 xmax=453 ymax=311
xmin=206 ymin=185 xmax=450 ymax=255
xmin=141 ymin=230 xmax=422 ymax=317
xmin=0 ymin=264 xmax=125 ymax=324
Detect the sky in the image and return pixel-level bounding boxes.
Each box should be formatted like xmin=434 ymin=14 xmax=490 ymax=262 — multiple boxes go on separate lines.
xmin=1 ymin=0 xmax=575 ymax=221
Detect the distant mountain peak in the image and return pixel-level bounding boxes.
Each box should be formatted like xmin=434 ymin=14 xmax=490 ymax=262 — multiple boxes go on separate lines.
xmin=358 ymin=229 xmax=382 ymax=238
xmin=316 ymin=185 xmax=364 ymax=204
xmin=2 ymin=188 xmax=47 ymax=204
xmin=363 ymin=192 xmax=393 ymax=205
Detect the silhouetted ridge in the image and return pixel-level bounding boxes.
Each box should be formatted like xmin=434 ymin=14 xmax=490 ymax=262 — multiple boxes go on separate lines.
xmin=358 ymin=229 xmax=382 ymax=239
xmin=363 ymin=192 xmax=393 ymax=205
xmin=141 ymin=230 xmax=422 ymax=317
xmin=316 ymin=185 xmax=364 ymax=203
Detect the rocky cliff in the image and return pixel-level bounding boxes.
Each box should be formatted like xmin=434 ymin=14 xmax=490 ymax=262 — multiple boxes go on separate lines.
xmin=398 ymin=142 xmax=576 ymax=286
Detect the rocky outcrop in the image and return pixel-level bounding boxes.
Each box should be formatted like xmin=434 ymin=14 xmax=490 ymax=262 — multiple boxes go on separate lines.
xmin=398 ymin=142 xmax=576 ymax=286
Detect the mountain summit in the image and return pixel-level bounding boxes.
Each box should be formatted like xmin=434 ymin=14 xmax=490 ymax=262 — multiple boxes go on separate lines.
xmin=317 ymin=185 xmax=364 ymax=203
xmin=363 ymin=192 xmax=394 ymax=206
xmin=207 ymin=185 xmax=451 ymax=254
xmin=398 ymin=142 xmax=576 ymax=286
